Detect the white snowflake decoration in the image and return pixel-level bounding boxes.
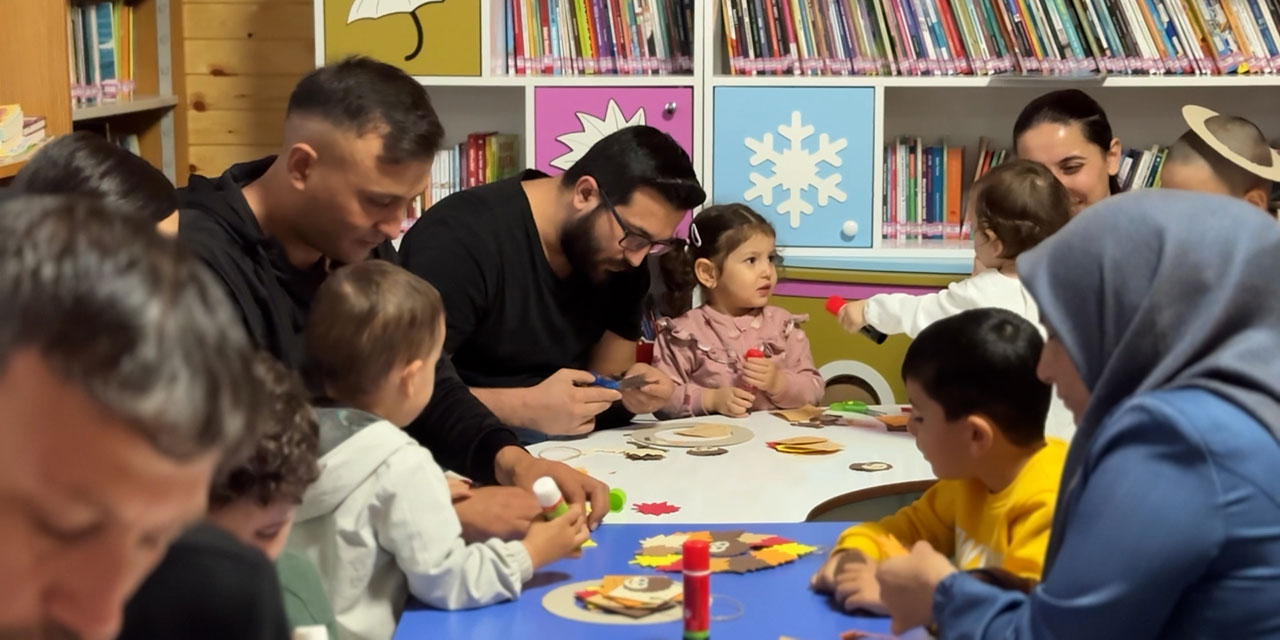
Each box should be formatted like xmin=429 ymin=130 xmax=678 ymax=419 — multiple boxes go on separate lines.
xmin=549 ymin=99 xmax=646 ymax=170
xmin=743 ymin=111 xmax=847 ymax=229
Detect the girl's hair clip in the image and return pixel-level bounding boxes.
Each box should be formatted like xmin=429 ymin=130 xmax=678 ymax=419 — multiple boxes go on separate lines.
xmin=689 ymin=222 xmax=703 ymax=248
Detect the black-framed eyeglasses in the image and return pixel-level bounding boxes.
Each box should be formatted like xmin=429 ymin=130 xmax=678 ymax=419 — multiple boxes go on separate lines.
xmin=598 ymin=187 xmax=683 ymax=255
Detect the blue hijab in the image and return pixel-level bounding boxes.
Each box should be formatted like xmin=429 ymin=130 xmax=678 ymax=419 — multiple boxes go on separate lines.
xmin=1019 ymin=190 xmax=1280 ymax=570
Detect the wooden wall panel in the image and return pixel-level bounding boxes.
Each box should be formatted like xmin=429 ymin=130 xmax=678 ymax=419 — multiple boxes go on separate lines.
xmin=182 ymin=0 xmax=312 ymax=177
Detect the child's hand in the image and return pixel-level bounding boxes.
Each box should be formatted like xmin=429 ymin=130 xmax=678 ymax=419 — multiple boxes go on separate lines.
xmin=833 ymin=560 xmax=887 ymax=614
xmin=742 ymin=357 xmax=786 ymax=397
xmin=811 ymin=550 xmax=862 ymax=593
xmin=618 ymin=362 xmax=676 ymax=415
xmin=836 ymin=300 xmax=869 ymax=334
xmin=876 ymin=541 xmax=957 ymax=634
xmin=705 ymin=385 xmax=755 ymax=417
xmin=521 ymin=505 xmax=590 ymax=569
xmin=446 ymin=477 xmax=472 ymax=503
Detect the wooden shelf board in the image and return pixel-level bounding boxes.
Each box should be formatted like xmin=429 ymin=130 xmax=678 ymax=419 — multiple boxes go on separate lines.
xmin=72 ymin=95 xmax=180 ymax=122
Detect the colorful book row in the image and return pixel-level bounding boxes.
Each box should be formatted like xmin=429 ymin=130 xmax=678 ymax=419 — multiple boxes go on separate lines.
xmin=68 ymin=1 xmax=137 ymax=105
xmin=427 ymin=133 xmax=521 ymax=208
xmin=502 ymin=0 xmax=695 ymax=75
xmin=720 ymin=0 xmax=1280 ymax=75
xmin=882 ymin=137 xmax=1006 ymax=241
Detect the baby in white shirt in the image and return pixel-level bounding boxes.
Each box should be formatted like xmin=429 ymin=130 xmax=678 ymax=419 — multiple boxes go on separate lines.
xmin=835 ymin=159 xmax=1076 ymax=439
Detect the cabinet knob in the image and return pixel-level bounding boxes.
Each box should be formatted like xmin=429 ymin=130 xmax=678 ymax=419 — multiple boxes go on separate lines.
xmin=664 ymin=101 xmax=678 ymax=114
xmin=842 ymin=220 xmax=859 ymax=238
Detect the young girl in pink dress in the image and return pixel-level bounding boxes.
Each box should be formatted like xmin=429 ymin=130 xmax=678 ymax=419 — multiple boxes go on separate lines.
xmin=653 ymin=204 xmax=824 ymax=418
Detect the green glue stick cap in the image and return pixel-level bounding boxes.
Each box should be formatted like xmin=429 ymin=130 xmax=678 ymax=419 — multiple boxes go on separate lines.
xmin=609 ymin=488 xmax=626 ymax=513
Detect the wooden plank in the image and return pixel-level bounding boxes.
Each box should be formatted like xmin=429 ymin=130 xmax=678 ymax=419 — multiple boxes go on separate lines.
xmin=183 ymin=3 xmax=313 ymax=40
xmin=0 ymin=0 xmax=72 ymax=137
xmin=187 ymin=108 xmax=285 ymax=146
xmin=188 ymin=144 xmax=277 ymax=176
xmin=187 ymin=74 xmax=301 ymax=112
xmin=184 ymin=39 xmax=314 ymax=75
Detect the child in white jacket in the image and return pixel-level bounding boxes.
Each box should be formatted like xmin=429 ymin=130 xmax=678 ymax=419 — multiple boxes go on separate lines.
xmin=289 ymin=261 xmax=589 ymax=640
xmin=834 ymin=160 xmax=1077 ymax=439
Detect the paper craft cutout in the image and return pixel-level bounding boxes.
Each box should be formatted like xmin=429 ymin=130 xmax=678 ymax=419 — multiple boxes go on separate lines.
xmin=767 ymin=436 xmax=844 ymax=454
xmin=675 ymin=423 xmax=734 ymax=438
xmin=625 ymin=448 xmax=667 ymax=461
xmin=770 ymin=405 xmax=825 ymax=422
xmin=632 ymin=530 xmax=817 ymax=574
xmin=774 ymin=436 xmax=826 ymax=446
xmin=573 ymin=574 xmax=682 ymax=619
xmin=688 ymin=446 xmax=728 ymax=457
xmin=877 ymin=414 xmax=910 ymax=431
xmin=633 ymin=501 xmax=681 ymax=516
xmin=849 ymin=461 xmax=893 ymax=472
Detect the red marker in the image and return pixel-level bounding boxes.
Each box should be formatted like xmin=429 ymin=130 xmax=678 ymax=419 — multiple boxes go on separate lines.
xmin=744 ymin=348 xmax=765 ymax=359
xmin=825 ymin=295 xmax=846 ymax=316
xmin=683 ymin=538 xmax=710 ymax=640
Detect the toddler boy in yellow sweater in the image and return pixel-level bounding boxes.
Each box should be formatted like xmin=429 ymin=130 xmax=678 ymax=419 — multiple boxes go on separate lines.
xmin=811 ymin=308 xmax=1066 ymax=614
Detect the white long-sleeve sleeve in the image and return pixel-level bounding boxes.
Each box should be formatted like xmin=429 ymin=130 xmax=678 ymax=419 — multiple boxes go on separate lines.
xmin=864 ymin=270 xmax=1037 ymax=338
xmin=373 ymin=447 xmax=533 ymax=611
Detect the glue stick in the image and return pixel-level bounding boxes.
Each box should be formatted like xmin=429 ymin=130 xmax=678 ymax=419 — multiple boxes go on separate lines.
xmin=739 ymin=347 xmax=765 ymax=392
xmin=532 ymin=476 xmax=568 ymax=520
xmin=683 ymin=538 xmax=710 ymax=640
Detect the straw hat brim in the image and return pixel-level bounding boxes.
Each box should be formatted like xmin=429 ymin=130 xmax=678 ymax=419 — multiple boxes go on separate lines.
xmin=1182 ymin=104 xmax=1280 ymax=182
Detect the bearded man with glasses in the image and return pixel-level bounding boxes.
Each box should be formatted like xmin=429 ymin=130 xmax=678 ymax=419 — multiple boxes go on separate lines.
xmin=401 ymin=125 xmax=705 ymax=439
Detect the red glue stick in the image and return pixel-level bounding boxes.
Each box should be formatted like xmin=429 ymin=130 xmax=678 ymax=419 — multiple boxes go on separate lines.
xmin=825 ymin=295 xmax=847 ymax=316
xmin=739 ymin=348 xmax=765 ymax=392
xmin=683 ymin=538 xmax=710 ymax=640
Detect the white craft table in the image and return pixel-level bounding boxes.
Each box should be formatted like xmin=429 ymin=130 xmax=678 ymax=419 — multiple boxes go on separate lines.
xmin=527 ymin=408 xmax=936 ymax=523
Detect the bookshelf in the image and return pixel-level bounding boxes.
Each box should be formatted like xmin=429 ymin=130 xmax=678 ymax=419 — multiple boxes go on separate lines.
xmin=313 ymin=0 xmax=1280 ymax=273
xmin=0 ymin=0 xmax=184 ymax=183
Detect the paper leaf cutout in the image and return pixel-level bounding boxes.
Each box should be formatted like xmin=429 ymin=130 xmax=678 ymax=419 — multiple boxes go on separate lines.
xmin=751 ymin=535 xmax=794 ymax=548
xmin=632 ymin=553 xmax=682 ymax=568
xmin=634 ymin=501 xmax=681 ymax=516
xmin=639 ymin=533 xmax=689 ymax=548
xmin=632 ymin=530 xmax=818 ymax=574
xmin=725 ymin=554 xmax=772 ymax=573
xmin=769 ymin=542 xmax=819 ymax=557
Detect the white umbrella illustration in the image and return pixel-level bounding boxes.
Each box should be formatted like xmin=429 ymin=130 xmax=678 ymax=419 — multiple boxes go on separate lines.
xmin=347 ymin=0 xmax=445 ymax=62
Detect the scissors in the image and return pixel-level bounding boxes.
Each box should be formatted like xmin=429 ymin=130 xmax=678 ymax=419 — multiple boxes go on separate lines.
xmin=589 ymin=373 xmax=651 ymax=390
xmin=828 ymin=401 xmax=885 ymax=416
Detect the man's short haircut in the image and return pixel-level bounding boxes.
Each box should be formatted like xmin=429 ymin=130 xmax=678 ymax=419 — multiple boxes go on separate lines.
xmin=13 ymin=131 xmax=178 ymax=224
xmin=902 ymin=308 xmax=1051 ymax=447
xmin=287 ymin=55 xmax=445 ymax=163
xmin=0 ymin=194 xmax=259 ymax=459
xmin=1167 ymin=115 xmax=1275 ymax=196
xmin=560 ymin=125 xmax=705 ymax=212
xmin=209 ymin=352 xmax=320 ymax=509
xmin=306 ymin=260 xmax=445 ymax=401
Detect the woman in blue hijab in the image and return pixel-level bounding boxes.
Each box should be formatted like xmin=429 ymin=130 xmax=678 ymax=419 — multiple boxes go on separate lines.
xmin=875 ymin=190 xmax=1280 ymax=639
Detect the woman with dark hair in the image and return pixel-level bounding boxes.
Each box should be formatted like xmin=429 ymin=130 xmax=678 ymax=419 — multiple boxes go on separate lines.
xmin=1013 ymin=89 xmax=1122 ymax=215
xmin=12 ymin=131 xmax=179 ymax=233
xmin=874 ymin=190 xmax=1280 ymax=639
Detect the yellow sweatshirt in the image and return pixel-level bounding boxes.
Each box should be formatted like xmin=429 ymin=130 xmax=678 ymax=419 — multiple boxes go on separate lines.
xmin=834 ymin=438 xmax=1066 ymax=580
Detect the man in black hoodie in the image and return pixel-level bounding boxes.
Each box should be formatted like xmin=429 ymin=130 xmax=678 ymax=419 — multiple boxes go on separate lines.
xmin=176 ymin=56 xmax=609 ymax=540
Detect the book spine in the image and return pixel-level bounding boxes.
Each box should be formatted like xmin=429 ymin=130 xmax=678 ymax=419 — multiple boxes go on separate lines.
xmin=1255 ymin=0 xmax=1280 ymax=68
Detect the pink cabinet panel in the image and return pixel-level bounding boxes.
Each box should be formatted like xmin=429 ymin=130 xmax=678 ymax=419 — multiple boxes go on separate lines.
xmin=533 ymin=87 xmax=695 ymax=175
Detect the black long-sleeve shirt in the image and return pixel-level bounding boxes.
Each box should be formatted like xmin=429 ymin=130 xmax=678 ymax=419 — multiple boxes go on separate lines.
xmin=176 ymin=157 xmax=519 ymax=483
